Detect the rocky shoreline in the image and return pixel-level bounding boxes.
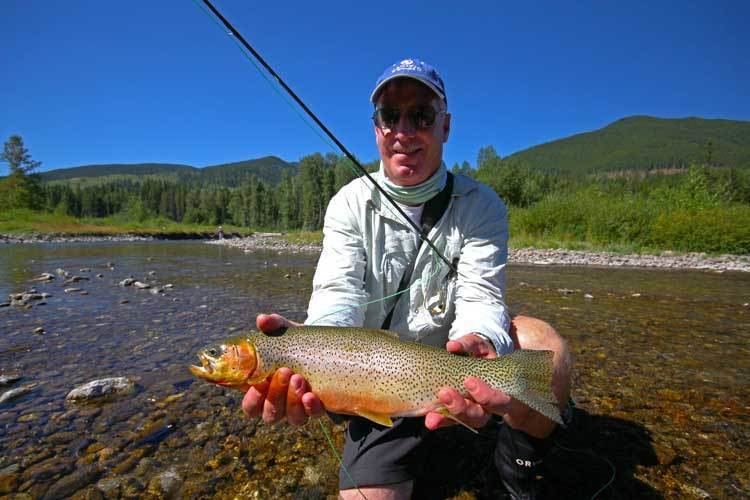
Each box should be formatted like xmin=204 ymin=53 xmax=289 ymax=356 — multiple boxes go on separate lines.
xmin=209 ymin=234 xmax=750 ymax=273
xmin=0 ymin=232 xmax=224 ymax=244
xmin=3 ymin=232 xmax=748 ymax=272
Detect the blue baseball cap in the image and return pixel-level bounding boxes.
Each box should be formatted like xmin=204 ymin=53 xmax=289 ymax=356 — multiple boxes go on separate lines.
xmin=370 ymin=58 xmax=447 ymax=105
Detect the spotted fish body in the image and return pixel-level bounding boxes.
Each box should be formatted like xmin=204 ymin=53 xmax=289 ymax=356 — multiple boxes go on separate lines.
xmin=191 ymin=326 xmax=562 ymax=425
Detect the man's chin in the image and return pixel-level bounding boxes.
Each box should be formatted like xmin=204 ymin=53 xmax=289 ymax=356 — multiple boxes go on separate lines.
xmin=388 ymin=165 xmax=423 ymax=185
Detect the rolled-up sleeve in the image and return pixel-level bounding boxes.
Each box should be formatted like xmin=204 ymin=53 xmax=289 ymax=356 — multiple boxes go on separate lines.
xmin=448 ymin=187 xmax=513 ymax=355
xmin=305 ymin=191 xmax=368 ymax=326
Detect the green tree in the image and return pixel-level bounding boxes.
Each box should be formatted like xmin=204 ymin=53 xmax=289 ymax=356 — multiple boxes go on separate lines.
xmin=299 ymin=154 xmax=325 ymax=229
xmin=1 ymin=135 xmax=43 ymax=209
xmin=477 ymin=145 xmax=500 ymax=169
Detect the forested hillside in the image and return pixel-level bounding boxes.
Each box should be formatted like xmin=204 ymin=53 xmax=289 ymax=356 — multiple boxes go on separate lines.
xmin=507 ymin=116 xmax=750 ymax=174
xmin=4 ymin=115 xmax=750 ymax=253
xmin=40 ymin=156 xmax=297 ymax=187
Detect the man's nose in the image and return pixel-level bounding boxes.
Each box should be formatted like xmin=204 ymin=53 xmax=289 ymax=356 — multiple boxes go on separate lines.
xmin=391 ymin=113 xmax=416 ymax=136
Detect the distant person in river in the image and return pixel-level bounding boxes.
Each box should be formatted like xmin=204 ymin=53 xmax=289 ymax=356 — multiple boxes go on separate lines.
xmin=242 ymin=58 xmax=573 ymax=499
xmin=216 ymin=226 xmax=224 ymax=240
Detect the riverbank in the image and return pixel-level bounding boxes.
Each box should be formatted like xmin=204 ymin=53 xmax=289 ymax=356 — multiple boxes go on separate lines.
xmin=208 ymin=233 xmax=750 ymax=272
xmin=3 ymin=231 xmax=748 ymax=272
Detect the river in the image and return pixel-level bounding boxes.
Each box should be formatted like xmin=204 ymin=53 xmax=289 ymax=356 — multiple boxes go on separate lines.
xmin=1 ymin=241 xmax=748 ymax=498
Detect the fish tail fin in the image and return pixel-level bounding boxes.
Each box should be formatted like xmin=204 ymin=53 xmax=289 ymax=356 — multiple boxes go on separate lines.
xmin=501 ymin=349 xmax=563 ymax=425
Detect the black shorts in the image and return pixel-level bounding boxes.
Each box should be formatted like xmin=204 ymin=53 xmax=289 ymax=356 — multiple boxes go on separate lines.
xmin=338 ymin=416 xmax=497 ymax=491
xmin=339 ymin=416 xmax=428 ymax=489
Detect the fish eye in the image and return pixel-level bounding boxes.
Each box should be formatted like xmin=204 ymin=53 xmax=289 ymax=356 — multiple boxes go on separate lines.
xmin=206 ymin=347 xmax=220 ymax=357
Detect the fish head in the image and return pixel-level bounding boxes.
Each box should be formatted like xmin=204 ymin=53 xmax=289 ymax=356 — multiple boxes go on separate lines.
xmin=189 ymin=338 xmax=258 ymax=388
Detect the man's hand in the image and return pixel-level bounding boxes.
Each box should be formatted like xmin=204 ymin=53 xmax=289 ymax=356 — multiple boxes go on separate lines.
xmin=241 ymin=314 xmax=325 ymax=425
xmin=424 ymin=333 xmax=514 ymax=430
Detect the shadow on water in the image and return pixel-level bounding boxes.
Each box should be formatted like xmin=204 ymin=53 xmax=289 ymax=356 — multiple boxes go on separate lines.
xmin=412 ymin=408 xmax=661 ymax=500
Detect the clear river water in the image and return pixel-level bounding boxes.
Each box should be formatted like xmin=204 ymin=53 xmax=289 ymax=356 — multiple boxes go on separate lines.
xmin=0 ymin=241 xmax=748 ymax=499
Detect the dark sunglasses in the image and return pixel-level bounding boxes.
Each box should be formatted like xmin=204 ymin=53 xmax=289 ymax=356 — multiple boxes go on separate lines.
xmin=372 ymin=105 xmax=445 ymax=131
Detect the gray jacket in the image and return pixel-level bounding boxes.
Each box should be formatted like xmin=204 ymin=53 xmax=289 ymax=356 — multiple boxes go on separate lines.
xmin=305 ymin=171 xmax=513 ymax=355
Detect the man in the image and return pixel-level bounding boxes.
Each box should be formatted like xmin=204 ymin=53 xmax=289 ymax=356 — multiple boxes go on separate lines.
xmin=243 ymin=58 xmax=572 ymax=500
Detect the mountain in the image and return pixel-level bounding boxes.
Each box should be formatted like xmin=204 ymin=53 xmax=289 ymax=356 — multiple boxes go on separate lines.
xmin=40 ymin=163 xmax=197 ymax=181
xmin=40 ymin=156 xmax=297 ymax=186
xmin=506 ymin=116 xmax=750 ymax=174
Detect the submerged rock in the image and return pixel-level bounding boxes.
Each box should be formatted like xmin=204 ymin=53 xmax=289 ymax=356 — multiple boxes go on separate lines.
xmin=0 ymin=374 xmax=22 ymax=386
xmin=31 ymin=273 xmax=55 ymax=282
xmin=0 ymin=383 xmax=38 ymax=404
xmin=66 ymin=378 xmax=137 ymax=402
xmin=147 ymin=467 xmax=183 ymax=498
xmin=42 ymin=464 xmax=101 ymax=500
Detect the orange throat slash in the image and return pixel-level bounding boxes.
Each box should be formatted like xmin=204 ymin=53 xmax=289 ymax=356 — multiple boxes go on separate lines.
xmin=189 ymin=338 xmax=260 ymax=389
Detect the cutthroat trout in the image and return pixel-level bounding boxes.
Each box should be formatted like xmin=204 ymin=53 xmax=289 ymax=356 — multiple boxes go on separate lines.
xmin=190 ymin=326 xmax=562 ymax=425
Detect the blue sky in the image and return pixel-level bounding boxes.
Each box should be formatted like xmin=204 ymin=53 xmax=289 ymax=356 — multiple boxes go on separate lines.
xmin=1 ymin=0 xmax=748 ymax=173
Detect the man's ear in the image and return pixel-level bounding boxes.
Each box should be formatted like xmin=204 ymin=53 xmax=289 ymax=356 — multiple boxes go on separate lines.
xmin=442 ymin=113 xmax=452 ymax=143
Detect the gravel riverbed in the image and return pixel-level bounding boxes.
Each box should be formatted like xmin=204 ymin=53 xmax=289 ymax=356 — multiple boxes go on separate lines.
xmin=208 ymin=234 xmax=750 ymax=272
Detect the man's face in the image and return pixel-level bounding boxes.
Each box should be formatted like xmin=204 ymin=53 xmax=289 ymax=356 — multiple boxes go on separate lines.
xmin=374 ymin=79 xmax=451 ymax=187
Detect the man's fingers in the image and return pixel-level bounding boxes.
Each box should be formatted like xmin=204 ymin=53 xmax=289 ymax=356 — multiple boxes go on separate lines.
xmin=424 ymin=389 xmax=491 ymax=431
xmin=465 ymin=377 xmax=511 ymax=412
xmin=256 ymin=313 xmax=302 ymax=334
xmin=446 ymin=340 xmax=466 ymax=354
xmin=438 ymin=387 xmax=466 ymax=415
xmin=301 ymin=392 xmax=325 ymax=418
xmin=256 ymin=313 xmax=289 ymax=334
xmin=446 ymin=335 xmax=495 ymax=358
xmin=424 ymin=411 xmax=451 ymax=430
xmin=285 ymin=374 xmax=308 ymax=425
xmin=242 ymin=380 xmax=269 ymax=418
xmin=263 ymin=368 xmax=292 ymax=423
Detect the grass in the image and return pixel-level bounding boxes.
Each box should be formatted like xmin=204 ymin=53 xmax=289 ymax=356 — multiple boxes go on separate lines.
xmin=282 ymin=230 xmax=323 ymax=246
xmin=3 ymin=207 xmax=747 ymax=256
xmin=0 ymin=209 xmax=251 ymax=237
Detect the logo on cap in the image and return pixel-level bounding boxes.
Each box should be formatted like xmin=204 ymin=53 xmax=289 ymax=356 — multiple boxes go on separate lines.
xmin=392 ymin=59 xmax=422 ymax=73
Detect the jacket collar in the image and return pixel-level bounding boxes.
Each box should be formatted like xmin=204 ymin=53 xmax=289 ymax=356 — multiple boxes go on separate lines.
xmin=368 ymin=170 xmax=476 ymax=226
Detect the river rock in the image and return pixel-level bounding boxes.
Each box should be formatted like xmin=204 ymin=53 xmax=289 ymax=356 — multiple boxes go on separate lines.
xmin=0 ymin=464 xmax=20 ymax=494
xmin=119 ymin=278 xmax=135 ymax=287
xmin=34 ymin=327 xmax=45 ymax=334
xmin=31 ymin=273 xmax=55 ymax=282
xmin=42 ymin=464 xmax=101 ymax=500
xmin=133 ymin=281 xmax=150 ymax=289
xmin=64 ymin=276 xmax=90 ymax=284
xmin=71 ymin=486 xmax=105 ymax=500
xmin=96 ymin=477 xmax=121 ymax=498
xmin=0 ymin=374 xmax=21 ymax=386
xmin=21 ymin=456 xmax=72 ymax=483
xmin=0 ymin=383 xmax=38 ymax=404
xmin=147 ymin=467 xmax=183 ymax=498
xmin=66 ymin=377 xmax=137 ymax=402
xmin=64 ymin=288 xmax=83 ymax=293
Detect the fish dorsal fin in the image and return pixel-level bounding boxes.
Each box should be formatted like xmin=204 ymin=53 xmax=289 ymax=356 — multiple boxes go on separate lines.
xmin=376 ymin=328 xmax=400 ymax=339
xmin=355 ymin=409 xmax=394 ymax=427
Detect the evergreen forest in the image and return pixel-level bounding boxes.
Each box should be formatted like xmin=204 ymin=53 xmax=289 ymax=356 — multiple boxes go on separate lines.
xmin=2 ymin=114 xmax=750 ymax=254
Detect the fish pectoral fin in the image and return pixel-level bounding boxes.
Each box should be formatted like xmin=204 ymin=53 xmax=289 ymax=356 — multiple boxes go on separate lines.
xmin=435 ymin=407 xmax=479 ymax=435
xmin=354 ymin=410 xmax=394 ymax=427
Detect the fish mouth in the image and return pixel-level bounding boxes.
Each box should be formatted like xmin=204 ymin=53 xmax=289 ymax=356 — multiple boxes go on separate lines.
xmin=189 ymin=353 xmax=214 ymax=377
